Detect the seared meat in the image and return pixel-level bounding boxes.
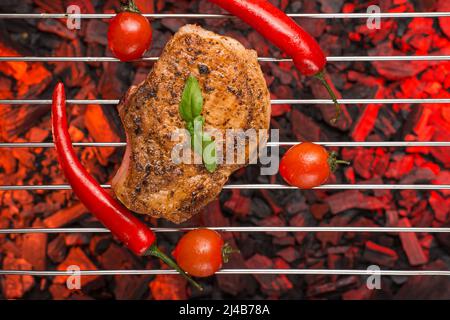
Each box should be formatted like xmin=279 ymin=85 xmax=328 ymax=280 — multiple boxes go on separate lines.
xmin=112 ymin=25 xmax=271 ymax=223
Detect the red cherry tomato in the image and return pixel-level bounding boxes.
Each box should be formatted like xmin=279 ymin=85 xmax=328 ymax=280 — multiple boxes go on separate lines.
xmin=173 ymin=229 xmax=224 ymax=278
xmin=107 ymin=11 xmax=152 ymax=62
xmin=279 ymin=142 xmax=331 ymax=189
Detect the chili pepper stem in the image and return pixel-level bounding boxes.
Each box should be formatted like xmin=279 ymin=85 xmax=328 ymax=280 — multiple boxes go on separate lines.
xmin=314 ymin=71 xmax=342 ymax=124
xmin=146 ymin=244 xmax=203 ymax=291
xmin=328 ymin=151 xmax=350 ymax=172
xmin=120 ymin=0 xmax=140 ymax=13
xmin=222 ymin=243 xmax=239 ymax=264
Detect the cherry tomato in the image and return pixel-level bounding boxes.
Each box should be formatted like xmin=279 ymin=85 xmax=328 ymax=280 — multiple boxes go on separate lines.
xmin=173 ymin=229 xmax=224 ymax=278
xmin=279 ymin=142 xmax=331 ymax=189
xmin=107 ymin=11 xmax=152 ymax=62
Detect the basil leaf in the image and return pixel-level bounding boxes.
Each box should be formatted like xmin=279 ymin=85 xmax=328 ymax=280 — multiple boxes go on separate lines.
xmin=190 ymin=116 xmax=204 ymax=156
xmin=179 ymin=76 xmax=216 ymax=172
xmin=202 ymin=133 xmax=217 ymax=173
xmin=179 ymin=75 xmax=203 ymax=122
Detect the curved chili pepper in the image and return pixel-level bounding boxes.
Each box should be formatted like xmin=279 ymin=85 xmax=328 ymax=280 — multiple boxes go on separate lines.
xmin=208 ymin=0 xmax=341 ymax=122
xmin=51 ymin=83 xmax=202 ymax=290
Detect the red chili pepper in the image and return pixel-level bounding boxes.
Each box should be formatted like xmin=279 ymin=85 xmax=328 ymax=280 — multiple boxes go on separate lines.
xmin=208 ymin=0 xmax=341 ymax=122
xmin=51 ymin=83 xmax=202 ymax=290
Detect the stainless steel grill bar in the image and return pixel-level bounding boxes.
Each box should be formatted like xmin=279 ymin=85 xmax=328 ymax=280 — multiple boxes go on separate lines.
xmin=1 ymin=12 xmax=450 ymax=19
xmin=1 ymin=227 xmax=449 ymax=234
xmin=0 ymin=269 xmax=448 ymax=276
xmin=1 ymin=55 xmax=449 ymax=62
xmin=1 ymin=98 xmax=450 ymax=105
xmin=1 ymin=141 xmax=449 ymax=148
xmin=1 ymin=184 xmax=449 ymax=191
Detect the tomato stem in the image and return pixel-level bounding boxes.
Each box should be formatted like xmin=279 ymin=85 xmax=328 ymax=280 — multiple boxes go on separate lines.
xmin=120 ymin=0 xmax=141 ymax=13
xmin=146 ymin=244 xmax=203 ymax=291
xmin=315 ymin=71 xmax=342 ymax=124
xmin=328 ymin=151 xmax=350 ymax=172
xmin=222 ymin=243 xmax=239 ymax=263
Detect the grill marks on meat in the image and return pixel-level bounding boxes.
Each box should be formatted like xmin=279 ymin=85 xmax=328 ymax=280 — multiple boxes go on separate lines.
xmin=112 ymin=25 xmax=271 ymax=223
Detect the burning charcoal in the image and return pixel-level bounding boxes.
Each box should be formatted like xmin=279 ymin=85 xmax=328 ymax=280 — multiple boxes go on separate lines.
xmin=385 ymin=154 xmax=415 ymax=179
xmin=316 ymin=215 xmax=352 ymax=247
xmin=395 ymin=260 xmax=450 ymax=299
xmin=353 ymin=149 xmax=375 ymax=179
xmin=49 ymin=284 xmax=72 ymax=300
xmin=434 ymin=171 xmax=450 ymax=197
xmin=290 ymin=109 xmax=324 ymax=142
xmin=115 ymin=275 xmax=151 ymax=300
xmin=259 ymin=190 xmax=283 ymax=215
xmin=0 ymin=150 xmax=17 ymax=174
xmin=310 ymin=203 xmax=329 ymax=220
xmin=273 ymin=236 xmax=296 ymax=246
xmin=89 ymin=235 xmax=112 ymax=256
xmin=1 ymin=253 xmax=35 ymax=299
xmin=270 ymin=92 xmax=291 ymax=117
xmin=256 ymin=215 xmax=287 ymax=238
xmin=370 ymin=44 xmax=429 ymax=80
xmin=307 ymin=275 xmax=359 ymax=298
xmin=398 ymin=218 xmax=428 ymax=266
xmin=85 ymin=20 xmax=108 ymax=46
xmin=84 ymin=103 xmax=121 ymax=166
xmin=43 ymin=202 xmax=88 ymax=228
xmin=399 ymin=167 xmax=436 ymax=184
xmin=428 ymin=191 xmax=450 ymax=222
xmin=436 ymin=222 xmax=450 ymax=250
xmin=385 ymin=210 xmax=400 ymax=227
xmin=318 ymin=0 xmax=344 ymax=14
xmin=399 ymin=190 xmax=420 ymax=212
xmin=289 ymin=211 xmax=315 ymax=244
xmin=216 ymin=247 xmax=247 ymax=296
xmin=27 ymin=127 xmax=49 ymax=142
xmin=224 ymin=190 xmax=251 ymax=218
xmin=283 ymin=192 xmax=308 ymax=215
xmin=22 ymin=219 xmax=47 ymax=270
xmin=351 ymin=105 xmax=382 ymax=142
xmin=54 ymin=247 xmax=100 ymax=287
xmin=438 ymin=0 xmax=450 ymax=38
xmin=363 ymin=241 xmax=398 ymax=267
xmin=245 ymin=254 xmax=293 ymax=295
xmin=99 ymin=244 xmax=139 ymax=270
xmin=12 ymin=147 xmax=35 ymax=169
xmin=37 ymin=19 xmax=77 ymax=40
xmin=47 ymin=235 xmax=67 ymax=264
xmin=325 ymin=190 xmax=385 ymax=214
xmin=250 ymin=197 xmax=272 ymax=219
xmin=201 ymin=200 xmax=231 ymax=228
xmin=342 ymin=285 xmax=375 ymax=300
xmin=98 ymin=244 xmax=150 ymax=299
xmin=64 ymin=234 xmax=91 ymax=247
xmin=149 ymin=274 xmax=187 ymax=300
xmin=276 ymin=247 xmax=299 ymax=263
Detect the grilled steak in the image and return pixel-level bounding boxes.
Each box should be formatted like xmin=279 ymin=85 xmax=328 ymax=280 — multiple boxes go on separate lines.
xmin=112 ymin=25 xmax=271 ymax=223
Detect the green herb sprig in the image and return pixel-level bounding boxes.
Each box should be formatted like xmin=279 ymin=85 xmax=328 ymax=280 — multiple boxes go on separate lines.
xmin=179 ymin=75 xmax=217 ymax=173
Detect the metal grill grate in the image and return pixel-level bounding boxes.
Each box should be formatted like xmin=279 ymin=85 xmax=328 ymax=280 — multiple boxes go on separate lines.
xmin=0 ymin=10 xmax=449 ymax=278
